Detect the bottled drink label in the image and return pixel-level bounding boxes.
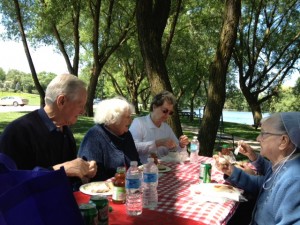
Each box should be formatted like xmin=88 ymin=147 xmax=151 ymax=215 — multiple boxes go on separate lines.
xmin=143 ymin=173 xmax=158 ymax=183
xmin=190 ymin=143 xmax=198 ymax=152
xmin=126 ymin=178 xmax=141 ymax=189
xmin=112 ymin=186 xmax=126 ymax=201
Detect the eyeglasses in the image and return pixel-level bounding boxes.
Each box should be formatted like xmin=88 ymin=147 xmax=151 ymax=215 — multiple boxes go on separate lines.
xmin=161 ymin=108 xmax=174 ymax=116
xmin=259 ymin=131 xmax=285 ymax=138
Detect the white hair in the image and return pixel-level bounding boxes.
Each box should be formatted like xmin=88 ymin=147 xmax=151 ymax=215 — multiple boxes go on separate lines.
xmin=94 ymin=97 xmax=135 ymax=125
xmin=45 ymin=74 xmax=86 ymax=105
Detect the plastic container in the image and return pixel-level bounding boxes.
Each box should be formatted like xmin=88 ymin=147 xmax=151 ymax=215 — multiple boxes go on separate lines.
xmin=142 ymin=158 xmax=158 ymax=209
xmin=190 ymin=136 xmax=199 ymax=163
xmin=125 ymin=161 xmax=143 ymax=216
xmin=112 ymin=167 xmax=126 ymax=204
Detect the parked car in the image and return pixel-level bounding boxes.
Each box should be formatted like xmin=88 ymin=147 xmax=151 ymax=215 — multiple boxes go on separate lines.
xmin=93 ymin=98 xmax=101 ymax=105
xmin=0 ymin=96 xmax=29 ymax=106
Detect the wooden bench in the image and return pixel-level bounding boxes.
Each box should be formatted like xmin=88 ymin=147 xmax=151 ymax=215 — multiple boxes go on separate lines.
xmin=216 ymin=132 xmax=235 ymax=148
xmin=217 ymin=114 xmax=235 ymax=148
xmin=178 ymin=111 xmax=199 ymax=118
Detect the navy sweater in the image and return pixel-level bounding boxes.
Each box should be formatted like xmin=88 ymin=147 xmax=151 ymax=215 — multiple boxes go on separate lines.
xmin=78 ymin=124 xmax=141 ymax=181
xmin=0 ymin=110 xmax=77 ymax=169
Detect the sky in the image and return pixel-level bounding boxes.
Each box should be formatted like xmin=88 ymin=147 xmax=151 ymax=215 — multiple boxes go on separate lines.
xmin=0 ymin=40 xmax=68 ymax=75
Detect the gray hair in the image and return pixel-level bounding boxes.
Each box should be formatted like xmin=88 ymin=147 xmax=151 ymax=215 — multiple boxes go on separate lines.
xmin=150 ymin=90 xmax=177 ymax=112
xmin=94 ymin=97 xmax=135 ymax=125
xmin=45 ymin=74 xmax=86 ymax=105
xmin=263 ymin=112 xmax=300 ymax=149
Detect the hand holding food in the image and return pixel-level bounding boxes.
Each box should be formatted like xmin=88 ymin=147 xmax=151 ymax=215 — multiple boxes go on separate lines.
xmin=213 ymin=153 xmax=234 ymax=176
xmin=156 ymin=138 xmax=177 ymax=150
xmin=236 ymin=140 xmax=258 ymax=162
xmin=179 ymin=135 xmax=189 ymax=148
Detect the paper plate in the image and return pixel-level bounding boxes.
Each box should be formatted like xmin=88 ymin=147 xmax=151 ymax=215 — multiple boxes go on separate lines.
xmin=79 ymin=181 xmax=113 ymax=196
xmin=138 ymin=165 xmax=171 ymax=173
xmin=158 ymin=165 xmax=171 ymax=173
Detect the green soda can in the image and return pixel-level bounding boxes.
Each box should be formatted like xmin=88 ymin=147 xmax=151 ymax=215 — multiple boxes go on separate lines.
xmin=79 ymin=203 xmax=98 ymax=225
xmin=200 ymin=163 xmax=212 ymax=183
xmin=90 ymin=195 xmax=109 ymax=225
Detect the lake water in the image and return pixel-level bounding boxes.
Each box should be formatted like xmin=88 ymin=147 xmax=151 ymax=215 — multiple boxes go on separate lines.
xmin=184 ymin=108 xmax=270 ymax=125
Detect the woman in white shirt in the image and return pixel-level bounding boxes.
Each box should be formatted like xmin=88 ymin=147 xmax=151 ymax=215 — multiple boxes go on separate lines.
xmin=129 ymin=90 xmax=189 ymax=164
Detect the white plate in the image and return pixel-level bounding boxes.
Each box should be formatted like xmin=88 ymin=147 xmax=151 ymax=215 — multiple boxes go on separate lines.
xmin=158 ymin=165 xmax=171 ymax=173
xmin=138 ymin=165 xmax=171 ymax=173
xmin=190 ymin=183 xmax=243 ymax=202
xmin=79 ymin=181 xmax=113 ymax=196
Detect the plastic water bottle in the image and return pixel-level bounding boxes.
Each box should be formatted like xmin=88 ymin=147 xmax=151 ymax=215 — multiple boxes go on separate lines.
xmin=190 ymin=136 xmax=199 ymax=163
xmin=125 ymin=161 xmax=143 ymax=216
xmin=142 ymin=158 xmax=158 ymax=209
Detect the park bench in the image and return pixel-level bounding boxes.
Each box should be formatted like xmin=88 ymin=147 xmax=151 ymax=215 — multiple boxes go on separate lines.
xmin=216 ymin=115 xmax=235 ymax=148
xmin=178 ymin=110 xmax=199 ymax=118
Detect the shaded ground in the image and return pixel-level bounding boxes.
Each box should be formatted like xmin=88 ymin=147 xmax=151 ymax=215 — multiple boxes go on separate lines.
xmin=181 ymin=124 xmax=260 ymax=152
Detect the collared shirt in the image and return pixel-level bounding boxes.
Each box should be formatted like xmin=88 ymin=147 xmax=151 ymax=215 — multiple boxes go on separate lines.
xmin=129 ymin=114 xmax=184 ymax=164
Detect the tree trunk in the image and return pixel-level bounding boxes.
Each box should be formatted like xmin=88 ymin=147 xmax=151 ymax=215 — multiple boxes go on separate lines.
xmin=13 ymin=0 xmax=45 ymax=106
xmin=136 ymin=0 xmax=183 ymax=137
xmin=199 ymin=0 xmax=241 ymax=156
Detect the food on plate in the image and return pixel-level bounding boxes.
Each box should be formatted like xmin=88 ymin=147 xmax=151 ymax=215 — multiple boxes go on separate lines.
xmin=214 ymin=184 xmax=233 ymax=189
xmin=89 ymin=182 xmax=111 ymax=193
xmin=213 ymin=184 xmax=235 ymax=193
xmin=157 ymin=164 xmax=167 ymax=170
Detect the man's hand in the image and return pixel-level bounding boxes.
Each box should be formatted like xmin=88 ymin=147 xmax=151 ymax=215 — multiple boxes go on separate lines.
xmin=53 ymin=158 xmax=96 ymax=179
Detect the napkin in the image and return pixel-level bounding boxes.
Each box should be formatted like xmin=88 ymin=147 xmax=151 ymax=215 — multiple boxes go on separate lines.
xmin=190 ymin=183 xmax=244 ymax=204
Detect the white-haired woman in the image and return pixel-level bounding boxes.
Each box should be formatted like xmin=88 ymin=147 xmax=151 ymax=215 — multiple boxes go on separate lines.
xmin=78 ymin=97 xmax=141 ymax=181
xmin=215 ymin=112 xmax=300 ymax=224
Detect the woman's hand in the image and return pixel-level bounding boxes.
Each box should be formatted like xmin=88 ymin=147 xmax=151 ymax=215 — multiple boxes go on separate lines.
xmin=237 ymin=140 xmax=258 ymax=162
xmin=179 ymin=135 xmax=189 ymax=148
xmin=156 ymin=138 xmax=177 ymax=149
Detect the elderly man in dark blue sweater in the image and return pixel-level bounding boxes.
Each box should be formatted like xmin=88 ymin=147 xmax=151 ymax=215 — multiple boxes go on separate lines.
xmin=0 ymin=74 xmax=97 ymax=190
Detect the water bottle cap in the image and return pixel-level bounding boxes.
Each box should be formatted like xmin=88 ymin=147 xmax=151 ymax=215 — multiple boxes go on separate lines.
xmin=147 ymin=158 xmax=154 ymax=162
xmin=130 ymin=161 xmax=138 ymax=166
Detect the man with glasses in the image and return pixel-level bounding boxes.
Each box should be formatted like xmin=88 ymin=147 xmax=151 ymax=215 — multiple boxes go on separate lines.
xmin=215 ymin=112 xmax=300 ymax=224
xmin=129 ymin=90 xmax=189 ymax=164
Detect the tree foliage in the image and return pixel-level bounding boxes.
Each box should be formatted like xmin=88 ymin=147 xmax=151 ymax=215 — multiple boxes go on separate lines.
xmin=232 ymin=0 xmax=300 ymax=126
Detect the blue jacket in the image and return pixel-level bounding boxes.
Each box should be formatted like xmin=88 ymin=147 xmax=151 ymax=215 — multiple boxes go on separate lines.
xmin=78 ymin=124 xmax=141 ymax=181
xmin=227 ymin=154 xmax=300 ymax=225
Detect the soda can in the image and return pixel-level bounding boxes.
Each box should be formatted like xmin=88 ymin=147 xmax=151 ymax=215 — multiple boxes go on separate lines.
xmin=89 ymin=195 xmax=109 ymax=225
xmin=79 ymin=203 xmax=98 ymax=225
xmin=199 ymin=163 xmax=212 ymax=183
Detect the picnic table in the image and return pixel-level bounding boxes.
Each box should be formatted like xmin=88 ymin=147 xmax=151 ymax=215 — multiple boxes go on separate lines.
xmin=74 ymin=156 xmax=240 ymax=225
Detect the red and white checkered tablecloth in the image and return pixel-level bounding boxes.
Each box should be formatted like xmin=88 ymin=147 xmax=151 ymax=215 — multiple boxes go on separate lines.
xmin=154 ymin=156 xmax=239 ymax=225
